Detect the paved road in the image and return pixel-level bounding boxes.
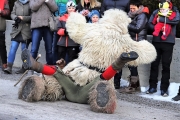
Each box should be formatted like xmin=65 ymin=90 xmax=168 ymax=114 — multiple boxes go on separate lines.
xmin=0 ymin=69 xmax=180 ymax=120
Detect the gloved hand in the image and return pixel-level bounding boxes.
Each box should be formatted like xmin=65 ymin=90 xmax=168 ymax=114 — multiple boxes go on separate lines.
xmin=12 ymin=17 xmax=21 ymax=29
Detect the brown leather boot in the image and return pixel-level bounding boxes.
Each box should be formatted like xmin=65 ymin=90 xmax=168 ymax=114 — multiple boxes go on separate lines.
xmin=120 ymin=75 xmax=140 ymax=94
xmin=21 ymin=49 xmax=43 ymax=73
xmin=112 ymin=51 xmax=138 ymax=71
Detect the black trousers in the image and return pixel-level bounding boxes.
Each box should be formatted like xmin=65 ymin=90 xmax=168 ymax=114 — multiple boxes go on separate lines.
xmin=0 ymin=31 xmax=7 ymax=64
xmin=149 ymin=42 xmax=174 ymax=91
xmin=58 ymin=46 xmax=79 ymax=63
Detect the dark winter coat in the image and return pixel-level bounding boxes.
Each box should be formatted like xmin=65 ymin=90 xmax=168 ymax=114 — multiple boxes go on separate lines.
xmin=100 ymin=0 xmax=130 ymax=15
xmin=10 ymin=1 xmax=31 ymax=41
xmin=29 ymin=0 xmax=58 ymax=29
xmin=57 ymin=14 xmax=79 ymax=47
xmin=148 ymin=7 xmax=180 ymax=44
xmin=128 ymin=8 xmax=149 ymax=41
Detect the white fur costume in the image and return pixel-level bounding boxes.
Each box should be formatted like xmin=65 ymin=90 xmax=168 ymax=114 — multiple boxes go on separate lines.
xmin=64 ymin=9 xmax=157 ymax=86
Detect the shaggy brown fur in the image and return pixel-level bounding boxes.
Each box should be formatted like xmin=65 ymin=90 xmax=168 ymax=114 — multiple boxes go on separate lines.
xmin=41 ymin=75 xmax=64 ymax=101
xmin=18 ymin=75 xmax=45 ymax=102
xmin=88 ymin=81 xmax=117 ymax=114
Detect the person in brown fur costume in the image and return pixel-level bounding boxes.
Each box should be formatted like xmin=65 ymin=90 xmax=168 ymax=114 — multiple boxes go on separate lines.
xmin=19 ymin=48 xmax=138 ymax=114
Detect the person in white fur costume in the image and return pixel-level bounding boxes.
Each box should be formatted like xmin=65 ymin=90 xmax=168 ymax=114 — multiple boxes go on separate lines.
xmin=18 ymin=9 xmax=157 ymax=114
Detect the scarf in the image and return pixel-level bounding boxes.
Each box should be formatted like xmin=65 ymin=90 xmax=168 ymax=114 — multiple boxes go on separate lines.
xmin=128 ymin=5 xmax=144 ymax=18
xmin=19 ymin=0 xmax=29 ymax=4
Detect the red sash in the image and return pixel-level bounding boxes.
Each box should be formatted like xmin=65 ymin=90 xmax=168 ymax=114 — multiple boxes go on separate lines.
xmin=0 ymin=0 xmax=5 ymax=11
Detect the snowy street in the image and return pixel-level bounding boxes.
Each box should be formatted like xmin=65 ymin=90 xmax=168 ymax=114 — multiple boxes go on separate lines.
xmin=0 ymin=69 xmax=180 ymax=120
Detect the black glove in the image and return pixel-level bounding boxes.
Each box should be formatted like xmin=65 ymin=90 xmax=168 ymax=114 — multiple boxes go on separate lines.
xmin=12 ymin=22 xmax=19 ymax=29
xmin=12 ymin=17 xmax=22 ymax=29
xmin=14 ymin=17 xmax=22 ymax=23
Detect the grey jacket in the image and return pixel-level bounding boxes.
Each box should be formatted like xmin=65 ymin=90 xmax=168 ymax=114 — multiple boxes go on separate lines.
xmin=30 ymin=0 xmax=58 ymax=29
xmin=10 ymin=1 xmax=31 ymax=40
xmin=0 ymin=0 xmax=10 ymax=31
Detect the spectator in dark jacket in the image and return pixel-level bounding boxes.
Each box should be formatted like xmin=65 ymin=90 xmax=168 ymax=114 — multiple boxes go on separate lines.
xmin=100 ymin=0 xmax=130 ymax=15
xmin=100 ymin=0 xmax=130 ymax=89
xmin=76 ymin=0 xmax=101 ymax=22
xmin=0 ymin=0 xmax=10 ymax=71
xmin=57 ymin=1 xmax=79 ymax=63
xmin=120 ymin=0 xmax=149 ymax=93
xmin=146 ymin=0 xmax=180 ymax=97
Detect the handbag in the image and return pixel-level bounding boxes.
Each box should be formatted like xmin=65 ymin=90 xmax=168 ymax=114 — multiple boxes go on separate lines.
xmin=48 ymin=14 xmax=59 ymax=32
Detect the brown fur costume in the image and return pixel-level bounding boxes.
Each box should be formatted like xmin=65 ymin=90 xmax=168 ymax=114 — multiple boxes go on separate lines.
xmin=19 ymin=75 xmax=64 ymax=102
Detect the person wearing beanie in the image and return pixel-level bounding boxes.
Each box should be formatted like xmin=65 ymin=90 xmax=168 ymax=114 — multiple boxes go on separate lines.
xmin=52 ymin=0 xmax=77 ymax=65
xmin=56 ymin=1 xmax=79 ymax=64
xmin=147 ymin=0 xmax=180 ymax=97
xmin=152 ymin=1 xmax=176 ymax=40
xmin=76 ymin=0 xmax=101 ymax=22
xmin=88 ymin=10 xmax=100 ymax=23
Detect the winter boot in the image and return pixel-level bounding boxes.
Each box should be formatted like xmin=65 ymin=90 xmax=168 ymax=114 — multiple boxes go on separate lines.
xmin=114 ymin=72 xmax=122 ymax=89
xmin=172 ymin=86 xmax=180 ymax=101
xmin=112 ymin=51 xmax=139 ymax=71
xmin=21 ymin=49 xmax=43 ymax=73
xmin=15 ymin=65 xmax=26 ymax=74
xmin=89 ymin=81 xmax=117 ymax=114
xmin=4 ymin=63 xmax=13 ymax=74
xmin=120 ymin=75 xmax=140 ymax=94
xmin=1 ymin=64 xmax=7 ymax=71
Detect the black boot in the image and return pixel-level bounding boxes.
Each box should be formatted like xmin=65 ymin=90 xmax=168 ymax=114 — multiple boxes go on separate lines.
xmin=21 ymin=49 xmax=43 ymax=73
xmin=112 ymin=51 xmax=139 ymax=71
xmin=15 ymin=66 xmax=26 ymax=74
xmin=114 ymin=72 xmax=122 ymax=89
xmin=4 ymin=63 xmax=13 ymax=74
xmin=172 ymin=86 xmax=180 ymax=101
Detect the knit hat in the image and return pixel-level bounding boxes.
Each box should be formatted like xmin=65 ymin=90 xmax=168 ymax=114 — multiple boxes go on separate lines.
xmin=159 ymin=1 xmax=170 ymax=9
xmin=66 ymin=1 xmax=76 ymax=8
xmin=89 ymin=10 xmax=100 ymax=19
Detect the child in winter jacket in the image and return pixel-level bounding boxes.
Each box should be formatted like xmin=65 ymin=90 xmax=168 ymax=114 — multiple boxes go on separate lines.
xmin=57 ymin=1 xmax=79 ymax=63
xmin=152 ymin=1 xmax=176 ymax=40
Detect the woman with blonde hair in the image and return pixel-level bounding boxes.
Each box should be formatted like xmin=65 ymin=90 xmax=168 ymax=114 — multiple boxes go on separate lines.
xmin=76 ymin=0 xmax=101 ymax=22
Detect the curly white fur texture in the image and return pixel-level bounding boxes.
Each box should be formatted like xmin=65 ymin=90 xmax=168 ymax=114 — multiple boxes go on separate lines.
xmin=64 ymin=9 xmax=157 ymax=86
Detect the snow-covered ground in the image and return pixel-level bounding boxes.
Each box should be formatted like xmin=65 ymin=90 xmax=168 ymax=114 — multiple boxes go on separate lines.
xmin=120 ymin=79 xmax=180 ymax=103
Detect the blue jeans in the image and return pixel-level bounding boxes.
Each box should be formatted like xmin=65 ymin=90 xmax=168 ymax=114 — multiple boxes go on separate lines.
xmin=31 ymin=27 xmax=53 ymax=65
xmin=8 ymin=40 xmax=26 ymax=64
